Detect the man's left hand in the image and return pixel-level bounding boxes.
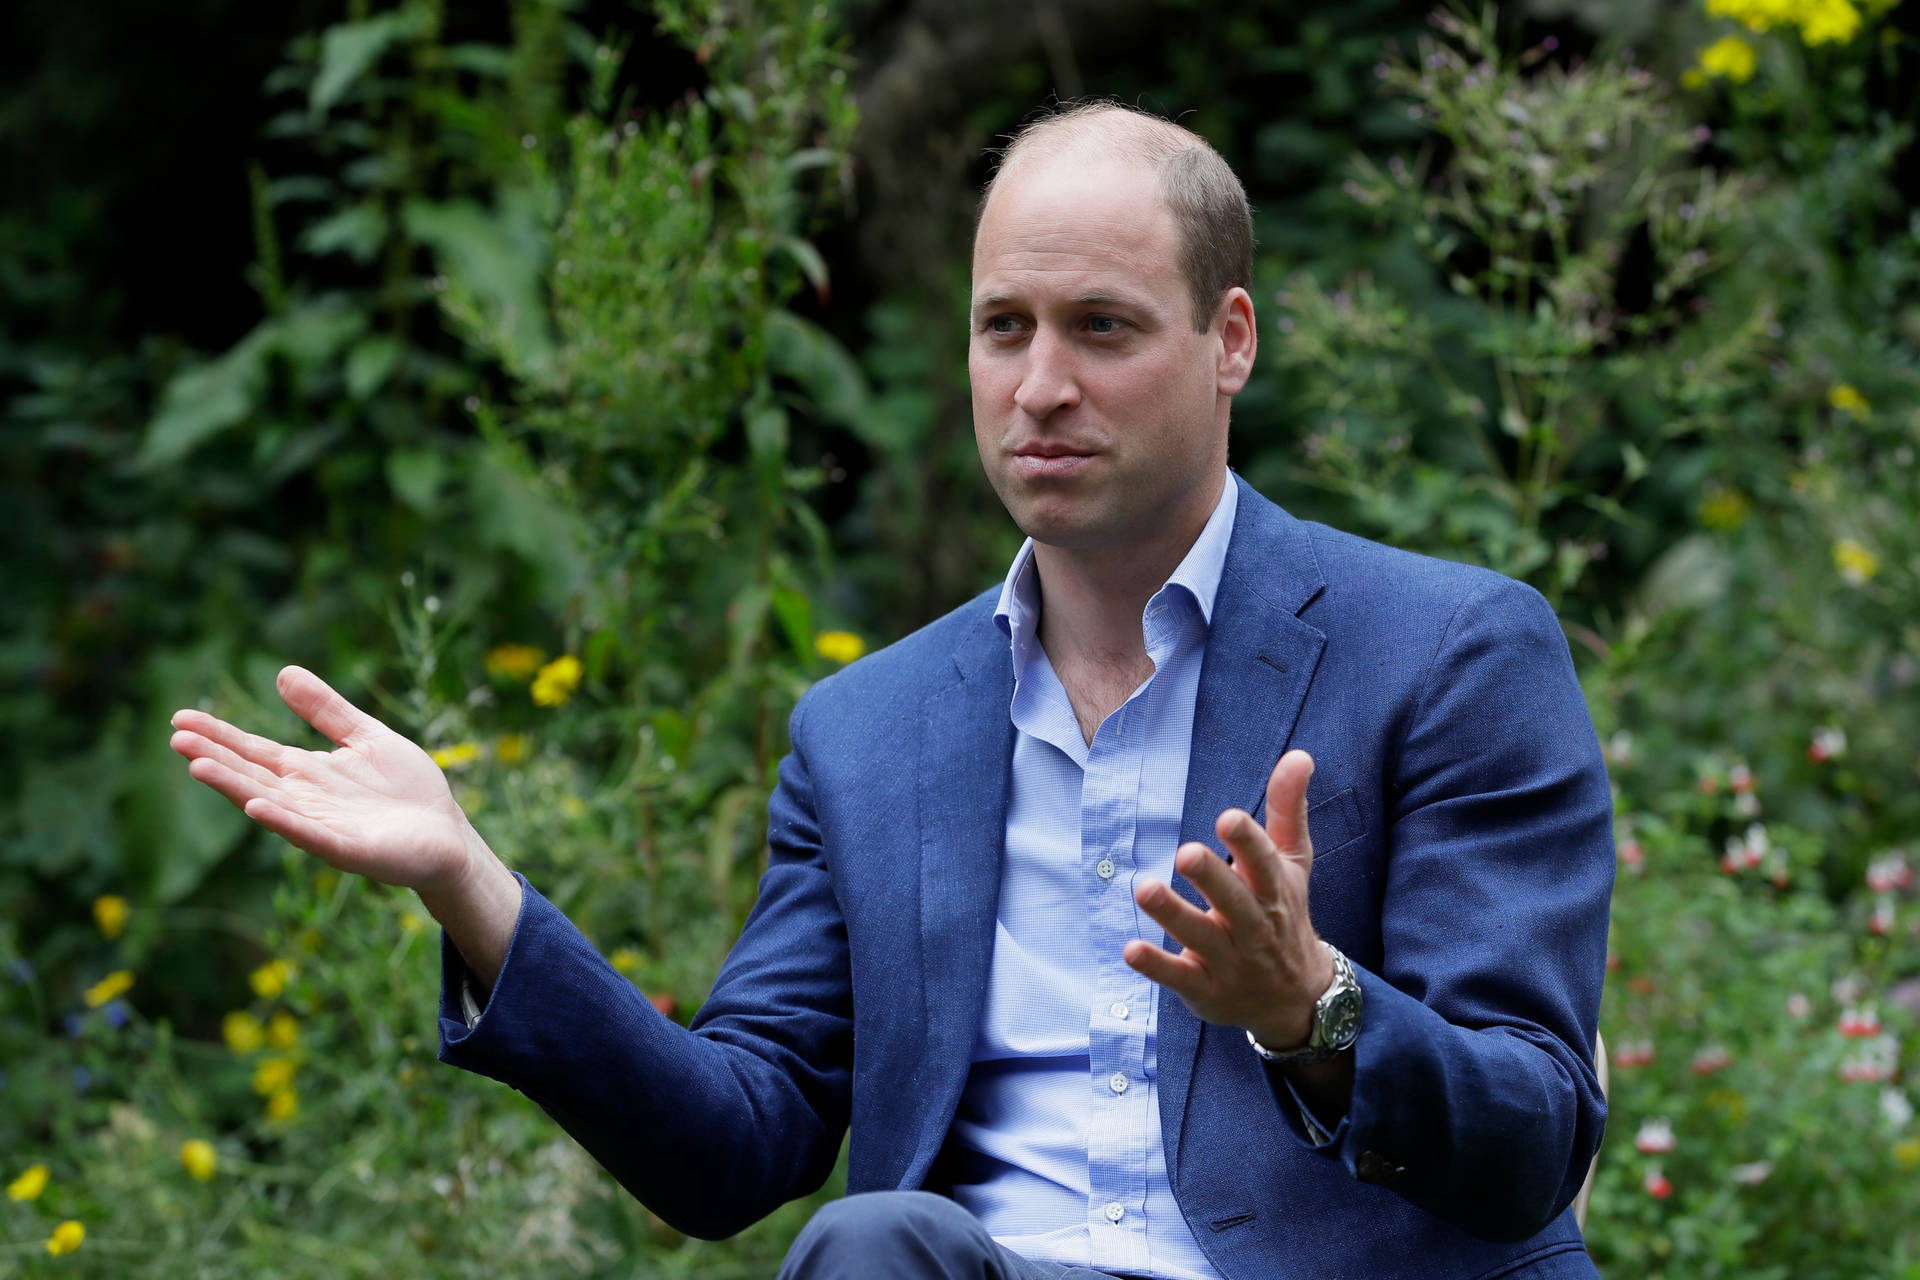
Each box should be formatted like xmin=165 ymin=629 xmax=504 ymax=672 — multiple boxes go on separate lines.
xmin=1123 ymin=748 xmax=1332 ymax=1052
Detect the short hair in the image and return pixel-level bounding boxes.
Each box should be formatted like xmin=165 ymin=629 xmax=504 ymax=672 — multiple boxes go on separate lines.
xmin=977 ymin=101 xmax=1254 ymax=332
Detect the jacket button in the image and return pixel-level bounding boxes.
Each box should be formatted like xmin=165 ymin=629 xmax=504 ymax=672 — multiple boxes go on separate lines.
xmin=1356 ymin=1150 xmax=1408 ymax=1184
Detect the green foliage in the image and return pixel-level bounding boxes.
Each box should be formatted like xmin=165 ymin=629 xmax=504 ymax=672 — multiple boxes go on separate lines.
xmin=3 ymin=0 xmax=856 ymax=1272
xmin=1272 ymin=7 xmax=1767 ymax=607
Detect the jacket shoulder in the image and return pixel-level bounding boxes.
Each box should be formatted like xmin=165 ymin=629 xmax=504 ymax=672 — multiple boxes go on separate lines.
xmin=1289 ymin=519 xmax=1555 ymax=635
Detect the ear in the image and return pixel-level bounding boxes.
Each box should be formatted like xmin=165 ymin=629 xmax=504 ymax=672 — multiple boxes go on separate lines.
xmin=1214 ymin=286 xmax=1257 ymax=396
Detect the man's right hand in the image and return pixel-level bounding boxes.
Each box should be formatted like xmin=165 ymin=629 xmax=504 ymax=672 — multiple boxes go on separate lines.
xmin=170 ymin=664 xmax=523 ymax=989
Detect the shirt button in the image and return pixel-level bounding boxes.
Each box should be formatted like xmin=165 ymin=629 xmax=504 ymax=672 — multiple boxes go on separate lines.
xmin=1096 ymin=858 xmax=1116 ymax=880
xmin=1109 ymin=1002 xmax=1128 ymax=1020
xmin=1104 ymin=1201 xmax=1126 ymax=1223
xmin=1109 ymin=1071 xmax=1129 ymax=1094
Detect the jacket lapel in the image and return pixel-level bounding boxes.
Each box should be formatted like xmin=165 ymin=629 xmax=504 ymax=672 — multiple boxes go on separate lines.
xmin=905 ymin=607 xmax=1016 ymax=1186
xmin=1158 ymin=475 xmax=1329 ymax=1183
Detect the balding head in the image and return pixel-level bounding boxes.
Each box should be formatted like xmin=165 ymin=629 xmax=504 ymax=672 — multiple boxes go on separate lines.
xmin=977 ymin=102 xmax=1254 ymax=332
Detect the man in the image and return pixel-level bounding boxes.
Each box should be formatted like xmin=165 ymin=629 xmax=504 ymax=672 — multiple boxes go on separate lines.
xmin=171 ymin=103 xmax=1613 ymax=1279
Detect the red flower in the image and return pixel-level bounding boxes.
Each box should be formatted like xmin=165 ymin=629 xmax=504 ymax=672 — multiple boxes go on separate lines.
xmin=1644 ymin=1167 xmax=1672 ymax=1199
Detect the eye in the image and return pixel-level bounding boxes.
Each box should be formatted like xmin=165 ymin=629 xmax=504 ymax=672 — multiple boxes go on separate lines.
xmin=987 ymin=315 xmax=1025 ymax=335
xmin=1087 ymin=315 xmax=1126 ymax=335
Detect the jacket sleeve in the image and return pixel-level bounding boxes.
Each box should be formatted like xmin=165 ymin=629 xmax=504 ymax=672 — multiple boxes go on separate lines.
xmin=1266 ymin=573 xmax=1614 ymax=1242
xmin=436 ymin=693 xmax=853 ymax=1240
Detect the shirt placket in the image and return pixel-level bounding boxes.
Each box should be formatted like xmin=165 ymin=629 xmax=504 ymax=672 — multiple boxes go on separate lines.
xmin=1083 ymin=609 xmax=1179 ymax=1276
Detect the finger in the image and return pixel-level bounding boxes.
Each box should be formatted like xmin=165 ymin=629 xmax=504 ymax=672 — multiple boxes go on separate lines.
xmin=241 ymin=796 xmax=351 ymax=864
xmin=1216 ymin=807 xmax=1285 ymax=904
xmin=276 ymin=665 xmax=381 ymax=749
xmin=170 ymin=709 xmax=292 ymax=776
xmin=1134 ymin=878 xmax=1229 ymax=962
xmin=186 ymin=754 xmax=277 ymax=815
xmin=1122 ymin=937 xmax=1210 ymax=1000
xmin=170 ymin=728 xmax=280 ymax=790
xmin=1263 ymin=749 xmax=1316 ymax=875
xmin=1175 ymin=838 xmax=1262 ymax=931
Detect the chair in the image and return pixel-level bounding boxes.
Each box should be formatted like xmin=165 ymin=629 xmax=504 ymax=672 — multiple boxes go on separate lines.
xmin=1571 ymin=1030 xmax=1609 ymax=1233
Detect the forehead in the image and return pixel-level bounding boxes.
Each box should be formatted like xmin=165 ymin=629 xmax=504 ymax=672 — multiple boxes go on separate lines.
xmin=972 ymin=158 xmax=1183 ymax=306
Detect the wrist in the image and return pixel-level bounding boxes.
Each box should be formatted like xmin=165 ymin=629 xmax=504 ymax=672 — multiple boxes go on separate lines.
xmin=1247 ymin=941 xmax=1338 ymax=1050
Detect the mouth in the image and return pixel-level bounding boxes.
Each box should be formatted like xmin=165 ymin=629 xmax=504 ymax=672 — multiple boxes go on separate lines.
xmin=1010 ymin=448 xmax=1095 ymax=479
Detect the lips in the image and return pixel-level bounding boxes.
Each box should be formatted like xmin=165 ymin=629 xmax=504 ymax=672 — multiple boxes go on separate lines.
xmin=1011 ymin=450 xmax=1094 ymax=478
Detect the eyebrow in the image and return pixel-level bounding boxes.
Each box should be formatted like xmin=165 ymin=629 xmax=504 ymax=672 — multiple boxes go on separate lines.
xmin=969 ymin=291 xmax=1161 ymax=323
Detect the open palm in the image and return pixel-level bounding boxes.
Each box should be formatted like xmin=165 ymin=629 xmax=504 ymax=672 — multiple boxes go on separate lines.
xmin=170 ymin=665 xmax=478 ymax=895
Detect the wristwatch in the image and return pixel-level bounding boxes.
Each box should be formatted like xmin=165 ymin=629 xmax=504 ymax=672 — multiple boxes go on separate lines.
xmin=1246 ymin=940 xmax=1363 ymax=1066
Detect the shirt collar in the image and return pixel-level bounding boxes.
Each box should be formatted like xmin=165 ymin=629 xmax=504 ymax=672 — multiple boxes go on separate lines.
xmin=992 ymin=469 xmax=1239 ymax=671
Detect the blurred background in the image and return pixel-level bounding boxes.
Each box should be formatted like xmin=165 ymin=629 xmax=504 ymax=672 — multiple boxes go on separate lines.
xmin=2 ymin=0 xmax=1917 ymax=1273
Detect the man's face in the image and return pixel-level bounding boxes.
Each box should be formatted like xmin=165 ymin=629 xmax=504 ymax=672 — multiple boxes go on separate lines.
xmin=969 ymin=157 xmax=1235 ymax=555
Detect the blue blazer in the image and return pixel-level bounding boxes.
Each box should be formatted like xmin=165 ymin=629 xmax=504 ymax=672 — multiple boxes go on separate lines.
xmin=440 ymin=474 xmax=1614 ymax=1279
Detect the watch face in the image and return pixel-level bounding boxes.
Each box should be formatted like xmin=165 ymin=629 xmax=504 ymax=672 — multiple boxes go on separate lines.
xmin=1319 ymin=989 xmax=1362 ymax=1049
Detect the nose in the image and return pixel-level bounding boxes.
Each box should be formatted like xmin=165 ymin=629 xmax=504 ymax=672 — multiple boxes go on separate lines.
xmin=1013 ymin=329 xmax=1081 ymax=421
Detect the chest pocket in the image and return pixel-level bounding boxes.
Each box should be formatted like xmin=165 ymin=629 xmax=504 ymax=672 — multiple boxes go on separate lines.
xmin=1251 ymin=784 xmax=1365 ymax=862
xmin=1307 ymin=785 xmax=1365 ymax=860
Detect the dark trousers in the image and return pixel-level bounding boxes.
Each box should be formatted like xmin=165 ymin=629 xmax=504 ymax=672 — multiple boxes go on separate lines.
xmin=777 ymin=1192 xmax=1140 ymax=1280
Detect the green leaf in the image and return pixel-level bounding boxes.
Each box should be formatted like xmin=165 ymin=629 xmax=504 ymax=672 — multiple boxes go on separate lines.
xmin=771 ymin=586 xmax=814 ymax=662
xmin=345 ymin=336 xmax=403 ymax=398
xmin=133 ymin=325 xmax=276 ymax=469
xmin=746 ymin=402 xmax=788 ymax=464
xmin=649 ymin=709 xmax=692 ymax=764
xmin=299 ymin=203 xmax=388 ymax=264
xmin=310 ymin=5 xmax=427 ymax=117
xmin=774 ymin=235 xmax=830 ymax=295
xmin=386 ymin=448 xmax=447 ymax=513
xmin=764 ymin=310 xmax=872 ymax=433
xmin=405 ymin=196 xmax=554 ymax=377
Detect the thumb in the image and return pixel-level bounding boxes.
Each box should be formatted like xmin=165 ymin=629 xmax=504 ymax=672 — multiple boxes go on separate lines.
xmin=1264 ymin=749 xmax=1315 ymax=873
xmin=276 ymin=665 xmax=382 ymax=748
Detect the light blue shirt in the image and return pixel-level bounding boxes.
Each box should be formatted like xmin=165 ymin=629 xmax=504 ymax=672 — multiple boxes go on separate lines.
xmin=944 ymin=471 xmax=1238 ymax=1280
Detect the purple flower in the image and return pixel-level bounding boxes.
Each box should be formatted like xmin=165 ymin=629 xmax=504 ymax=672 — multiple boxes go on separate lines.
xmin=102 ymin=1001 xmax=131 ymax=1030
xmin=72 ymin=1066 xmax=93 ymax=1092
xmin=64 ymin=1013 xmax=87 ymax=1038
xmin=1542 ymin=35 xmax=1560 ymax=51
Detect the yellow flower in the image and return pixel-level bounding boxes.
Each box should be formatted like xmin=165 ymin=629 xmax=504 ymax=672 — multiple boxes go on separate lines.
xmin=1798 ymin=0 xmax=1862 ymax=43
xmin=7 ymin=1163 xmax=49 ymax=1202
xmin=400 ymin=912 xmax=426 ymax=935
xmin=267 ymin=1011 xmax=299 ymax=1052
xmin=45 ymin=1220 xmax=84 ymax=1257
xmin=814 ymin=631 xmax=866 ymax=665
xmin=249 ymin=959 xmax=293 ymax=999
xmin=266 ymin=1088 xmax=299 ymax=1122
xmin=1834 ymin=539 xmax=1880 ymax=585
xmin=1829 ymin=383 xmax=1870 ymax=417
xmin=429 ymin=740 xmax=482 ymax=770
xmin=484 ymin=644 xmax=545 ymax=681
xmin=609 ymin=947 xmax=643 ymax=976
xmin=92 ymin=895 xmax=128 ymax=941
xmin=179 ymin=1139 xmax=218 ymax=1182
xmin=494 ymin=733 xmax=531 ymax=766
xmin=1680 ymin=68 xmax=1708 ymax=89
xmin=251 ymin=1057 xmax=296 ymax=1097
xmin=84 ymin=969 xmax=133 ymax=1008
xmin=531 ymin=655 xmax=583 ymax=707
xmin=559 ymin=794 xmax=585 ymax=819
xmin=1698 ymin=35 xmax=1758 ymax=82
xmin=1895 ymin=1136 xmax=1920 ymax=1169
xmin=222 ymin=1011 xmax=264 ymax=1055
xmin=1699 ymin=488 xmax=1751 ymax=531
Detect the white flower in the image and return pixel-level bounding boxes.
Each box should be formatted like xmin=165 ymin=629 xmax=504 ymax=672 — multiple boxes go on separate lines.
xmin=1730 ymin=1161 xmax=1772 ymax=1185
xmin=1634 ymin=1117 xmax=1676 ymax=1154
xmin=1880 ymin=1088 xmax=1914 ymax=1131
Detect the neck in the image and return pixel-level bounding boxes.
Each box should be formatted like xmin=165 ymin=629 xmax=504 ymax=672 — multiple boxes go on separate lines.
xmin=1032 ymin=468 xmax=1228 ymax=670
